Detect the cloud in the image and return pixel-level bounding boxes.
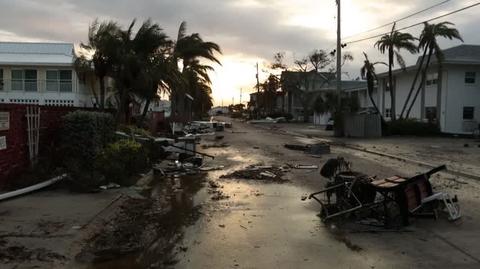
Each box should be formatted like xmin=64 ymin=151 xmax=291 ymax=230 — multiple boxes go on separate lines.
xmin=0 ymin=0 xmax=478 ymax=104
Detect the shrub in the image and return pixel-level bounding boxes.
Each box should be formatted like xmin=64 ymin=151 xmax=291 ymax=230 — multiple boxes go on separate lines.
xmin=386 ymin=119 xmax=440 ymax=136
xmin=96 ymin=139 xmax=149 ymax=185
xmin=61 ymin=111 xmax=115 ymax=186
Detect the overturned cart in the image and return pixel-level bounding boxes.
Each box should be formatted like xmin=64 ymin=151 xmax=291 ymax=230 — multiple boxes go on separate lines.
xmin=309 ymin=158 xmax=461 ymax=226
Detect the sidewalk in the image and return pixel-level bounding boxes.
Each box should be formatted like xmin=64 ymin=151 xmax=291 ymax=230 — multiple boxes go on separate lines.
xmin=0 ymin=187 xmax=124 ymax=268
xmin=257 ymin=122 xmax=480 ymax=180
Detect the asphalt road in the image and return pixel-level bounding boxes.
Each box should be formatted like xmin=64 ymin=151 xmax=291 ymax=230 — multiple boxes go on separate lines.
xmin=169 ymin=118 xmax=480 ymax=269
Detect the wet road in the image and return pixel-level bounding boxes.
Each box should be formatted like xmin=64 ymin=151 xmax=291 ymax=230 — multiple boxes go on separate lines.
xmin=153 ymin=121 xmax=382 ymax=269
xmin=85 ymin=119 xmax=480 ymax=269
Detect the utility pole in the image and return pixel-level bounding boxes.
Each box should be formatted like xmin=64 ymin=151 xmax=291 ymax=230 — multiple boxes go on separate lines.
xmin=336 ymin=0 xmax=342 ymax=106
xmin=256 ymin=62 xmax=261 ymax=118
xmin=256 ymin=63 xmax=260 ymax=94
xmin=240 ymin=88 xmax=243 ymax=105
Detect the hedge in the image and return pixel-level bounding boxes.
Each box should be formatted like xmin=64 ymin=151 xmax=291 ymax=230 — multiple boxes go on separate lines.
xmin=386 ymin=119 xmax=440 ymax=136
xmin=61 ymin=111 xmax=115 ymax=186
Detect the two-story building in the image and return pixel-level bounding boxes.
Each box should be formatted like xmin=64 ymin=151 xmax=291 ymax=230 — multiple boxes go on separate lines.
xmin=354 ymin=44 xmax=480 ymax=134
xmin=0 ymin=42 xmax=96 ymax=107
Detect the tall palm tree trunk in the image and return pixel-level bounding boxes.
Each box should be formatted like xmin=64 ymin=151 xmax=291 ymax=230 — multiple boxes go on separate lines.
xmin=99 ymin=76 xmax=106 ymax=110
xmin=367 ymin=76 xmax=382 ymax=118
xmin=116 ymin=86 xmax=129 ymax=124
xmin=399 ymin=45 xmax=428 ymax=119
xmin=406 ymin=47 xmax=434 ymax=118
xmin=388 ymin=48 xmax=396 ymax=121
xmin=141 ymin=98 xmax=151 ymax=121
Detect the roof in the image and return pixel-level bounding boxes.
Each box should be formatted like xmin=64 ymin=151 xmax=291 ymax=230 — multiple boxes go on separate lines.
xmin=0 ymin=42 xmax=74 ymax=66
xmin=282 ymin=71 xmax=336 ymax=85
xmin=340 ymin=80 xmax=368 ymax=91
xmin=281 ymin=70 xmax=366 ymax=91
xmin=436 ymin=44 xmax=480 ymax=64
xmin=378 ymin=44 xmax=480 ymax=77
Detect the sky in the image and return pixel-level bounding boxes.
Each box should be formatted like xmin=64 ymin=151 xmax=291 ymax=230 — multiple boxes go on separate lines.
xmin=0 ymin=0 xmax=478 ymax=105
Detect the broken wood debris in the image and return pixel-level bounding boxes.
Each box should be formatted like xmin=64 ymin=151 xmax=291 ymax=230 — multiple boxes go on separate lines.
xmin=220 ymin=164 xmax=289 ymax=181
xmin=284 ymin=143 xmax=331 ymax=156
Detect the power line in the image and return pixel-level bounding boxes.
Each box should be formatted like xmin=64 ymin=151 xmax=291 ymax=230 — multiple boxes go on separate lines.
xmin=343 ymin=0 xmax=452 ymax=40
xmin=345 ymin=1 xmax=480 ymax=45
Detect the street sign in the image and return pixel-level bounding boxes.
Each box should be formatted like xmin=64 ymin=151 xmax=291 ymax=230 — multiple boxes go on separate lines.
xmin=0 ymin=112 xmax=9 ymax=131
xmin=0 ymin=136 xmax=6 ymax=150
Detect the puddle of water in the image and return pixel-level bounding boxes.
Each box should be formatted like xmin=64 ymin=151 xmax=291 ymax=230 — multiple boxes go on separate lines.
xmin=78 ymin=173 xmax=210 ymax=269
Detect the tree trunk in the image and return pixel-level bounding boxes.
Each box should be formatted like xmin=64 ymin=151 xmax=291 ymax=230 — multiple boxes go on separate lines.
xmin=388 ymin=48 xmax=396 ymax=121
xmin=116 ymin=86 xmax=128 ymax=125
xmin=399 ymin=45 xmax=428 ymax=119
xmin=141 ymin=98 xmax=151 ymax=122
xmin=367 ymin=73 xmax=383 ymax=119
xmin=436 ymin=63 xmax=443 ymax=130
xmin=406 ymin=47 xmax=434 ymax=118
xmin=99 ymin=76 xmax=106 ymax=110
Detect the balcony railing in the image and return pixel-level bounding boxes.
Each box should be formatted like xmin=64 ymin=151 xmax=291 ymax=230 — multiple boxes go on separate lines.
xmin=0 ymin=79 xmax=73 ymax=93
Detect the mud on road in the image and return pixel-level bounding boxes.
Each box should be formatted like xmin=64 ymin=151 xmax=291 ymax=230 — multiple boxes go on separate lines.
xmin=72 ymin=118 xmax=480 ymax=269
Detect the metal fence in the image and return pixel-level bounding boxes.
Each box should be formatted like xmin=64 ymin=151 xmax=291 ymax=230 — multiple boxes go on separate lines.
xmin=343 ymin=113 xmax=382 ymax=138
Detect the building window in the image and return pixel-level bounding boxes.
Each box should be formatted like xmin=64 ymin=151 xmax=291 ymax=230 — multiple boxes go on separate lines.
xmin=426 ymin=73 xmax=438 ymax=86
xmin=46 ymin=70 xmax=72 ymax=92
xmin=24 ymin=70 xmax=37 ymax=91
xmin=385 ymin=108 xmax=392 ymax=118
xmin=11 ymin=69 xmax=37 ymax=91
xmin=465 ymin=72 xmax=476 ymax=84
xmin=11 ymin=70 xmax=23 ymax=91
xmin=463 ymin=107 xmax=474 ymax=120
xmin=425 ymin=107 xmax=437 ymax=122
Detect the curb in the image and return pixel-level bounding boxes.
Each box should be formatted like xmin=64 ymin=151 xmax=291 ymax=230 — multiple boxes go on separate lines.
xmin=341 ymin=144 xmax=480 ymax=181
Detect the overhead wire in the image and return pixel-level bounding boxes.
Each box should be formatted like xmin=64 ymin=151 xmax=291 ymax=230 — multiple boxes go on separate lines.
xmin=344 ymin=1 xmax=480 ymax=45
xmin=342 ymin=0 xmax=452 ymax=40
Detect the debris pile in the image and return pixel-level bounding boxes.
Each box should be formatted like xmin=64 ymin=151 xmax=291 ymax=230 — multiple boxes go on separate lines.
xmin=208 ymin=180 xmax=230 ymax=201
xmin=0 ymin=243 xmax=66 ymax=263
xmin=285 ymin=143 xmax=331 ymax=156
xmin=220 ymin=165 xmax=289 ymax=181
xmin=308 ymin=158 xmax=461 ymax=228
xmin=201 ymin=142 xmax=230 ymax=149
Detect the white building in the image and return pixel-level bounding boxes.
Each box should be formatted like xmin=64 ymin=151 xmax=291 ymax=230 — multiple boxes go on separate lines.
xmin=0 ymin=42 xmax=96 ymax=107
xmin=353 ymin=44 xmax=480 ymax=135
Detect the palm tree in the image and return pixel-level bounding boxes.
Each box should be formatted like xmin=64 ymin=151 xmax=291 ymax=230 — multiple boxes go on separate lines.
xmin=80 ymin=19 xmax=121 ymax=109
xmin=174 ymin=22 xmax=221 ymax=70
xmin=360 ymin=53 xmax=387 ymax=119
xmin=375 ymin=24 xmax=417 ymax=120
xmin=114 ymin=19 xmax=170 ymax=123
xmin=404 ymin=22 xmax=463 ymax=119
xmin=170 ymin=21 xmax=221 ymax=120
xmin=135 ymin=54 xmax=183 ymax=121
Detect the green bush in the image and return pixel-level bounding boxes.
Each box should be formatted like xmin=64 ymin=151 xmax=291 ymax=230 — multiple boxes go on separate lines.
xmin=61 ymin=111 xmax=115 ymax=186
xmin=96 ymin=139 xmax=149 ymax=185
xmin=386 ymin=119 xmax=440 ymax=136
